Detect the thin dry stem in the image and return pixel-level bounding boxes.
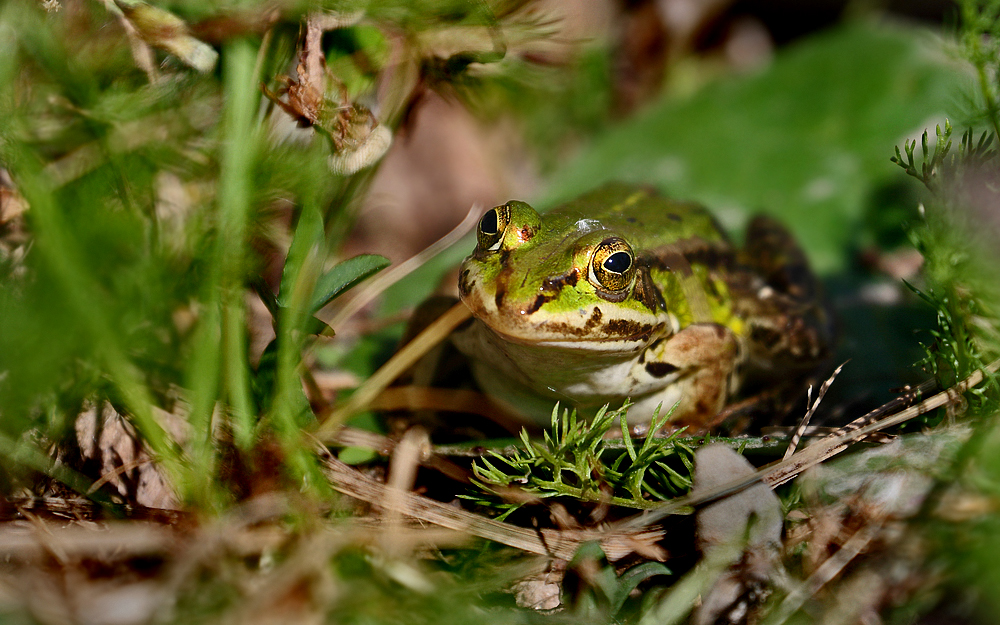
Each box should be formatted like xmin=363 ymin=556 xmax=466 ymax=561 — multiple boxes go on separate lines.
xmin=783 ymin=362 xmax=846 ymax=460
xmin=767 ymin=513 xmax=886 ymax=624
xmin=380 ymin=427 xmax=431 ymax=556
xmin=314 ymin=301 xmax=472 ymax=439
xmin=320 ymin=202 xmax=481 ymax=331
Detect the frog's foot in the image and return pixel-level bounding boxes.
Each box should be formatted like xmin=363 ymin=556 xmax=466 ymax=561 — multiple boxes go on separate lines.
xmin=712 ymin=385 xmax=802 ymax=434
xmin=632 ymin=322 xmax=740 ymax=431
xmin=738 ymin=215 xmax=835 ymax=370
xmin=741 ymin=215 xmax=818 ymax=304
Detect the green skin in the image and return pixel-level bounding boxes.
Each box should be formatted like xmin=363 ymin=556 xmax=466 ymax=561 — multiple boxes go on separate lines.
xmin=454 ymin=182 xmax=829 ymax=429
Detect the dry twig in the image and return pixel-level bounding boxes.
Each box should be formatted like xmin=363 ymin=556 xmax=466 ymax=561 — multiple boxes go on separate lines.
xmin=621 ymin=358 xmax=1000 ymax=530
xmin=783 ymin=362 xmax=846 ymax=460
xmin=315 ymin=440 xmax=665 ymax=562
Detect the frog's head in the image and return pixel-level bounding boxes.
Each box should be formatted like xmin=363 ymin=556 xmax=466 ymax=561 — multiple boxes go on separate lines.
xmin=458 ymin=200 xmax=670 ymax=352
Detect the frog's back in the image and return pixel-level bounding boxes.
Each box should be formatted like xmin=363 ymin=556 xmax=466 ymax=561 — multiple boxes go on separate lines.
xmin=558 ymin=183 xmax=833 ymax=389
xmin=545 ymin=182 xmax=730 ymax=252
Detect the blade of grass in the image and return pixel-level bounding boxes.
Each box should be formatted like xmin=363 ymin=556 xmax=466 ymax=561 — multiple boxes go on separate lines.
xmin=319 ymin=203 xmax=480 ymax=333
xmin=182 ymin=40 xmax=262 ymax=506
xmin=270 ymin=203 xmax=327 ymax=489
xmin=217 ymin=41 xmax=260 ymax=451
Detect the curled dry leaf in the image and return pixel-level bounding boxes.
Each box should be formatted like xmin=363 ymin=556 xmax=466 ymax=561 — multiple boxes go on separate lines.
xmin=263 ymin=11 xmax=392 ymax=176
xmin=76 ymin=402 xmax=183 ymax=509
xmin=328 ymin=123 xmax=393 ymax=175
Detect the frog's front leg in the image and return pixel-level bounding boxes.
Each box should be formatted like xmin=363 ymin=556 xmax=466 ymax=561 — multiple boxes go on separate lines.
xmin=631 ymin=323 xmax=741 ymax=430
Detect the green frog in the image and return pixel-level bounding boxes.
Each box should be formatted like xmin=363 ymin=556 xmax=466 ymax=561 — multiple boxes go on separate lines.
xmin=452 ymin=182 xmax=831 ymax=430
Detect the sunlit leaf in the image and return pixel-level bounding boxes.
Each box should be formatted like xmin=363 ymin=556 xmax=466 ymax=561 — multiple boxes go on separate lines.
xmin=309 ymin=254 xmax=390 ymax=314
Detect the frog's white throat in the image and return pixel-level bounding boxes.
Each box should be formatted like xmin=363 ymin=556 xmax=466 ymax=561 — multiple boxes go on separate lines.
xmin=451 ymin=318 xmax=685 ymax=425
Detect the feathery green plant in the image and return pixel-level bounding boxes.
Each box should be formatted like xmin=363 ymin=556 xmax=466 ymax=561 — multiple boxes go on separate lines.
xmin=891 ymin=125 xmax=1000 ymax=411
xmin=469 ymin=402 xmax=697 ymax=517
xmin=887 ymin=0 xmax=1000 ymax=411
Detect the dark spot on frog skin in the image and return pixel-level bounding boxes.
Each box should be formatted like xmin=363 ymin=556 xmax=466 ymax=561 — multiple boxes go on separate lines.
xmin=645 ymin=361 xmax=679 ymax=378
xmin=541 ymin=270 xmax=578 ymax=291
xmin=584 ymin=306 xmax=603 ymax=330
xmin=525 ymin=293 xmax=550 ymax=315
xmin=459 ymin=269 xmax=473 ymax=297
xmin=495 ymin=283 xmax=506 ymax=310
xmin=524 ymin=269 xmax=581 ymax=315
xmin=667 ymin=213 xmax=682 ymax=221
xmin=625 ymin=217 xmax=638 ymax=224
xmin=695 ymin=397 xmax=713 ymax=419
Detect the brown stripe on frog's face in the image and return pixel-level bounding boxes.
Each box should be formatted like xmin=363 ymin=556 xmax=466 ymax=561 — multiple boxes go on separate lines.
xmin=519 ymin=268 xmax=581 ymax=315
xmin=632 ymin=266 xmax=665 ymax=313
xmin=487 ymin=260 xmax=517 ymax=309
xmin=459 ymin=268 xmax=474 ymax=298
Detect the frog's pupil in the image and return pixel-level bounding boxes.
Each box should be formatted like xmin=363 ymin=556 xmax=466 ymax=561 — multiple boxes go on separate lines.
xmin=480 ymin=210 xmax=499 ymax=235
xmin=604 ymin=251 xmax=631 ymax=274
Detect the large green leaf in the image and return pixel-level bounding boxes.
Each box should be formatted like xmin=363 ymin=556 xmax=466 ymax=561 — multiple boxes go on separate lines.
xmin=546 ymin=23 xmax=969 ymax=274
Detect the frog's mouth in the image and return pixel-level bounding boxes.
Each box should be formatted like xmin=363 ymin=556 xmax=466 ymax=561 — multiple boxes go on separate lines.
xmin=474 ymin=313 xmax=666 ymax=351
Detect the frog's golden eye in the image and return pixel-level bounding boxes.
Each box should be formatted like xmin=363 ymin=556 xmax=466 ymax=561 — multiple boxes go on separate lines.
xmin=477 ymin=204 xmax=510 ymax=252
xmin=590 ymin=237 xmax=636 ymax=292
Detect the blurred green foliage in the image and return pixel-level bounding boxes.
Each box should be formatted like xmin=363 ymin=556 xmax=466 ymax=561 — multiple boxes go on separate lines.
xmin=0 ymin=0 xmax=527 ymax=506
